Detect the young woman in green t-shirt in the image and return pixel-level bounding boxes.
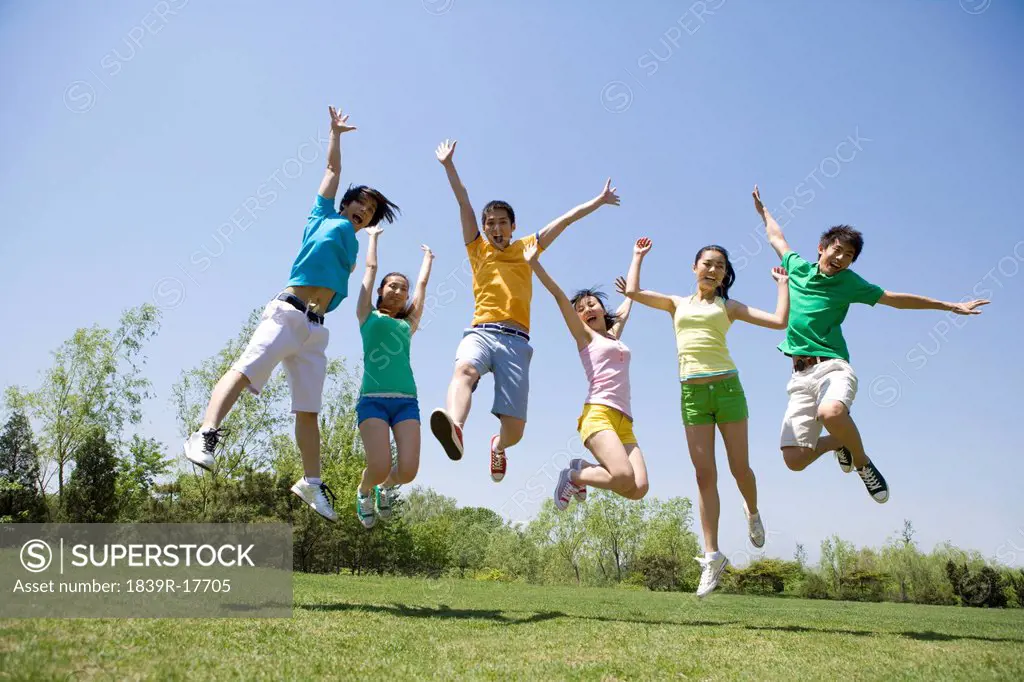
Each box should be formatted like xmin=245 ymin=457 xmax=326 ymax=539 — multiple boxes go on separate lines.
xmin=354 ymin=227 xmax=434 ymax=528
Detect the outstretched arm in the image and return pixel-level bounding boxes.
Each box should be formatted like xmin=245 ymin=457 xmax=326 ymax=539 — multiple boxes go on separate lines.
xmin=356 ymin=227 xmax=383 ymax=325
xmin=435 ymin=139 xmax=479 ymax=245
xmin=623 ymin=237 xmax=677 ymax=313
xmin=728 ymin=267 xmax=790 ymax=330
xmin=524 ymin=242 xmax=592 ymax=349
xmin=878 ymin=291 xmax=990 ymax=314
xmin=318 ymin=106 xmax=357 ymax=200
xmin=753 ymin=185 xmax=791 ymax=260
xmin=407 ymin=245 xmax=435 ymax=334
xmin=537 ymin=178 xmax=620 ymax=250
xmin=608 ymin=277 xmax=633 ymax=339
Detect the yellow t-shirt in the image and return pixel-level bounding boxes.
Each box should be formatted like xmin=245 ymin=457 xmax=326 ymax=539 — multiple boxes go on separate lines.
xmin=466 ymin=232 xmax=542 ymax=331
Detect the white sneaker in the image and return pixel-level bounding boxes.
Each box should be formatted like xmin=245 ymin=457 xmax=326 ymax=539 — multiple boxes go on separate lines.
xmin=695 ymin=553 xmax=728 ymax=598
xmin=183 ymin=428 xmax=223 ymax=471
xmin=289 ymin=478 xmax=338 ymax=522
xmin=747 ymin=511 xmax=765 ymax=549
xmin=356 ymin=490 xmax=377 ymax=528
xmin=376 ymin=485 xmax=397 ymax=520
xmin=553 ymin=468 xmax=581 ymax=511
xmin=569 ymin=458 xmax=587 ymax=502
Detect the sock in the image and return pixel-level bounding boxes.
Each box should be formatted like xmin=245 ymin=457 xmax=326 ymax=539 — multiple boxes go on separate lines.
xmin=304 ymin=476 xmax=321 ymax=487
xmin=706 ymin=551 xmax=722 ymax=561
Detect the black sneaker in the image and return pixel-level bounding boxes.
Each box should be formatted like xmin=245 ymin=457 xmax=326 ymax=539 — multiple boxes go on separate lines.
xmin=835 ymin=446 xmax=853 ymax=474
xmin=856 ymin=460 xmax=889 ymax=503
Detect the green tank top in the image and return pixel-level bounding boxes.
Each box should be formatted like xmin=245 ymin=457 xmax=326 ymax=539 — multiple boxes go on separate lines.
xmin=359 ymin=310 xmax=417 ymax=397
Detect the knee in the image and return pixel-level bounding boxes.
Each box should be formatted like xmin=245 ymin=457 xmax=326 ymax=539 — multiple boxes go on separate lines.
xmin=782 ymin=448 xmax=809 ymax=471
xmin=728 ymin=460 xmax=753 ymax=481
xmin=609 ymin=466 xmax=635 ymax=493
xmin=817 ymin=401 xmax=847 ymax=424
xmin=693 ymin=466 xmax=717 ymax=489
xmin=501 ymin=420 xmax=526 ymax=446
xmin=625 ymin=481 xmax=650 ymax=500
xmin=393 ymin=460 xmax=419 ymax=484
xmin=295 ymin=411 xmax=319 ymax=428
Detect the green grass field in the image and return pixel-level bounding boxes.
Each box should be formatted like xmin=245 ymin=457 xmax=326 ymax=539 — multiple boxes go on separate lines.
xmin=2 ymin=574 xmax=1023 ymax=680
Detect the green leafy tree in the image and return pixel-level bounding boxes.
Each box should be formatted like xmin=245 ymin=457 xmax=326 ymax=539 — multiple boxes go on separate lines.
xmin=63 ymin=429 xmax=119 ymax=522
xmin=115 ymin=435 xmax=172 ymax=521
xmin=583 ymin=489 xmax=647 ymax=583
xmin=529 ymin=498 xmax=587 ymax=583
xmin=0 ymin=410 xmax=46 ymax=522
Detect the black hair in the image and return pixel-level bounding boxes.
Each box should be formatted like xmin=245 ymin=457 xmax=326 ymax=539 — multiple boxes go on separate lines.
xmin=375 ymin=272 xmax=411 ymax=319
xmin=819 ymin=225 xmax=864 ymax=262
xmin=570 ymin=288 xmax=618 ymax=331
xmin=693 ymin=245 xmax=736 ymax=300
xmin=481 ymin=200 xmax=515 ymax=226
xmin=340 ymin=185 xmax=400 ymax=227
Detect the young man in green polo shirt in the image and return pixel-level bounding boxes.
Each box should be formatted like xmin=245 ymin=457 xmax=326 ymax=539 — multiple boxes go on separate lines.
xmin=753 ymin=186 xmax=989 ymax=503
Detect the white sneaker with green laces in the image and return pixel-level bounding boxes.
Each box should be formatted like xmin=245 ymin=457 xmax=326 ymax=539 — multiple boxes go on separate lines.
xmin=356 ymin=490 xmax=377 ymax=528
xmin=695 ymin=553 xmax=729 ymax=598
xmin=376 ymin=485 xmax=398 ymax=520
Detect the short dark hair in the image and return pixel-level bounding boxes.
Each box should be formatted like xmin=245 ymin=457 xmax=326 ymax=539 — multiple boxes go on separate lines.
xmin=376 ymin=272 xmax=411 ymax=319
xmin=481 ymin=200 xmax=515 ymax=225
xmin=819 ymin=225 xmax=864 ymax=261
xmin=693 ymin=245 xmax=736 ymax=300
xmin=340 ymin=185 xmax=400 ymax=227
xmin=570 ymin=288 xmax=618 ymax=331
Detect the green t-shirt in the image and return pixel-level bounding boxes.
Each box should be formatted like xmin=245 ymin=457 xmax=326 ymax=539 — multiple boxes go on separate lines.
xmin=359 ymin=310 xmax=417 ymax=397
xmin=778 ymin=251 xmax=884 ymax=361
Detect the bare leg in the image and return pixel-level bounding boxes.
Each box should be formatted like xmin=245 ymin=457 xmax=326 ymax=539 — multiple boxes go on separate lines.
xmin=819 ymin=401 xmax=869 ymax=468
xmin=294 ymin=412 xmax=321 ymax=479
xmin=619 ymin=443 xmax=649 ymax=500
xmin=446 ymin=363 xmax=479 ymax=427
xmin=718 ymin=420 xmax=758 ymax=515
xmin=497 ymin=415 xmax=526 ymax=451
xmin=200 ymin=370 xmax=250 ymax=430
xmin=574 ymin=431 xmax=637 ymax=497
xmin=384 ymin=419 xmax=421 ymax=486
xmin=685 ymin=424 xmax=719 ymax=554
xmin=358 ymin=418 xmax=394 ymax=494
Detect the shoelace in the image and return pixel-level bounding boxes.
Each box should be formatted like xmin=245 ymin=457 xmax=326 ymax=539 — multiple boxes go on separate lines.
xmin=202 ymin=428 xmax=226 ymax=453
xmin=858 ymin=466 xmax=882 ymax=491
xmin=319 ymin=483 xmax=337 ymax=507
xmin=559 ymin=479 xmax=579 ymax=503
xmin=491 ymin=448 xmax=505 ymax=470
xmin=695 ymin=557 xmax=717 ymax=588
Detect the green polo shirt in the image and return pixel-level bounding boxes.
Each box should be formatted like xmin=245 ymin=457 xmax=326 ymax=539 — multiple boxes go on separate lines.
xmin=778 ymin=251 xmax=884 ymax=362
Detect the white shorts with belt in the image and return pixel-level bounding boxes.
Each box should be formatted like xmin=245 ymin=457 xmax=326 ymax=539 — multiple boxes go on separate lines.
xmin=779 ymin=358 xmax=858 ymax=450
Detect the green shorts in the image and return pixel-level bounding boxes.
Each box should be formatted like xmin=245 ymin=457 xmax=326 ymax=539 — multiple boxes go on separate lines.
xmin=680 ymin=373 xmax=749 ymax=426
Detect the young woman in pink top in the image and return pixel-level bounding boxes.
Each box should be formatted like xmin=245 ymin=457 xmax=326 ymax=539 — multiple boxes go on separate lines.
xmin=524 ymin=242 xmax=649 ymax=510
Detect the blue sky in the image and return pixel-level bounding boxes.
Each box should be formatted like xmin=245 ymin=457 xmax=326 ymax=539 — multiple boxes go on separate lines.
xmin=2 ymin=0 xmax=1022 ymax=567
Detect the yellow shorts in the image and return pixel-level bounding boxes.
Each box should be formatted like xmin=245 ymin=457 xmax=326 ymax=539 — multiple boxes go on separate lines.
xmin=577 ymin=403 xmax=637 ymax=447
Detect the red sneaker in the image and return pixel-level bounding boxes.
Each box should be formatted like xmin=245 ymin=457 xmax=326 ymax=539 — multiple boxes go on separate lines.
xmin=430 ymin=409 xmax=464 ymax=461
xmin=490 ymin=435 xmax=506 ymax=482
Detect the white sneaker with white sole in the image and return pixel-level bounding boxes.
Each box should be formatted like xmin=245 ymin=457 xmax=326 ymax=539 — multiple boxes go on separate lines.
xmin=290 ymin=478 xmax=338 ymax=522
xmin=695 ymin=553 xmax=729 ymax=598
xmin=747 ymin=511 xmax=765 ymax=549
xmin=183 ymin=428 xmax=224 ymax=471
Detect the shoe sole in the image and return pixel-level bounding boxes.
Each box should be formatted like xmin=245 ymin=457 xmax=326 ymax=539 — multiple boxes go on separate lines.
xmin=183 ymin=443 xmax=215 ymax=472
xmin=289 ymin=485 xmax=337 ymax=523
xmin=697 ymin=557 xmax=729 ymax=599
xmin=430 ymin=410 xmax=463 ymax=461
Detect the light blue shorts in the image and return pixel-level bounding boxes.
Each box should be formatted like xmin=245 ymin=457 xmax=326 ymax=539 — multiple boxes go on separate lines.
xmin=454 ymin=328 xmax=533 ymax=421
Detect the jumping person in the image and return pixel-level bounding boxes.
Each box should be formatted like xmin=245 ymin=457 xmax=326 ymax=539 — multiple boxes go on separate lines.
xmin=184 ymin=106 xmax=399 ymax=522
xmin=625 ymin=237 xmax=789 ymax=598
xmin=524 ymin=242 xmax=648 ymax=508
xmin=354 ymin=229 xmax=434 ymax=528
xmin=429 ymin=138 xmax=620 ymax=481
xmin=753 ymin=185 xmax=988 ymax=504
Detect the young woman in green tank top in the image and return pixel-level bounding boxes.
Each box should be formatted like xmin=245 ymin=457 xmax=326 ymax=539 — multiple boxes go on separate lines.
xmin=624 ymin=237 xmax=789 ymax=598
xmin=354 ymin=226 xmax=434 ymax=528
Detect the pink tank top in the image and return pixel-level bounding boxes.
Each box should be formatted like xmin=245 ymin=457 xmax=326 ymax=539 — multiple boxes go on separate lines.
xmin=579 ymin=333 xmax=632 ymax=419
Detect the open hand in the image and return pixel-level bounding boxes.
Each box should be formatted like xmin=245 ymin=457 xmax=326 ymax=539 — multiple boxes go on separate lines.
xmin=421 ymin=244 xmax=435 ymax=260
xmin=949 ymin=299 xmax=990 ymax=315
xmin=597 ymin=178 xmax=620 ymax=206
xmin=435 ymin=139 xmax=457 ymax=165
xmin=771 ymin=266 xmax=788 ymax=285
xmin=524 ymin=240 xmax=540 ymax=265
xmin=634 ymin=237 xmax=652 ymax=256
xmin=752 ymin=185 xmax=767 ymax=220
xmin=329 ymin=106 xmax=356 ymax=134
xmin=614 ymin=276 xmax=627 ymax=296
xmin=365 ymin=226 xmax=384 ymax=237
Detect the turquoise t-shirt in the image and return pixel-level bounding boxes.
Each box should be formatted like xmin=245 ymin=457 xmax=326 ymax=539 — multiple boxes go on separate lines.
xmin=287 ymin=195 xmax=359 ymax=313
xmin=359 ymin=310 xmax=417 ymax=397
xmin=778 ymin=251 xmax=884 ymax=361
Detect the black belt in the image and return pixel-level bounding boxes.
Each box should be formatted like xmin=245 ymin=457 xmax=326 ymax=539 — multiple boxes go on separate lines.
xmin=277 ymin=293 xmax=324 ymax=325
xmin=473 ymin=323 xmax=530 ymax=342
xmin=790 ymin=355 xmax=831 ymax=372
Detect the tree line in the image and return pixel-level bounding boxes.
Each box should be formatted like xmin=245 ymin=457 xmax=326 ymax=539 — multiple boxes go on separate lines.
xmin=2 ymin=303 xmax=1022 ymax=609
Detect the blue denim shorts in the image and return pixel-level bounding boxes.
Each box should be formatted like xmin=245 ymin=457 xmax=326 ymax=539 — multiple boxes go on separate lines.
xmin=454 ymin=328 xmax=533 ymax=421
xmin=356 ymin=396 xmax=420 ymax=426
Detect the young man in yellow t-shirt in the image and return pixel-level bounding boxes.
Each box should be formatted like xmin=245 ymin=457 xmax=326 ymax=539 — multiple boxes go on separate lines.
xmin=429 ymin=139 xmax=620 ymax=481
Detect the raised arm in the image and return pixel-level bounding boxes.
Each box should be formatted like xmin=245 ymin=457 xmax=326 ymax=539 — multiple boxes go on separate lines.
xmin=727 ymin=267 xmax=790 ymax=330
xmin=356 ymin=227 xmax=383 ymax=325
xmin=407 ymin=245 xmax=435 ymax=334
xmin=623 ymin=237 xmax=677 ymax=313
xmin=318 ymin=106 xmax=357 ymax=200
xmin=435 ymin=139 xmax=479 ymax=245
xmin=753 ymin=185 xmax=791 ymax=260
xmin=537 ymin=178 xmax=620 ymax=250
xmin=877 ymin=291 xmax=990 ymax=314
xmin=608 ymin=277 xmax=634 ymax=339
xmin=524 ymin=242 xmax=592 ymax=349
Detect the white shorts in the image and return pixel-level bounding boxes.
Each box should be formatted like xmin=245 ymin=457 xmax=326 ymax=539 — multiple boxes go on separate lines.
xmin=779 ymin=358 xmax=858 ymax=450
xmin=231 ymin=299 xmax=330 ymax=413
